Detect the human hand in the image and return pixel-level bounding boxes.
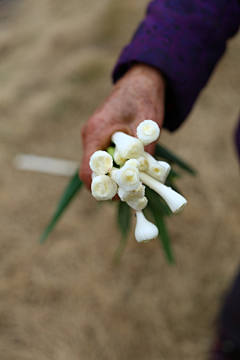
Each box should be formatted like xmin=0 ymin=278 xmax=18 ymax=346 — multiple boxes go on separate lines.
xmin=80 ymin=63 xmax=165 ymax=190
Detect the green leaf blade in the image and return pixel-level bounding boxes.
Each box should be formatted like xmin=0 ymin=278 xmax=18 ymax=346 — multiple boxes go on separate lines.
xmin=156 ymin=216 xmax=175 ymax=265
xmin=39 ymin=169 xmax=83 ymax=244
xmin=168 ymin=168 xmax=181 ymax=181
xmin=147 ymin=192 xmax=175 ymax=264
xmin=114 ymin=202 xmax=131 ymax=261
xmin=106 ymin=146 xmax=115 ymax=158
xmin=154 ymin=144 xmax=197 ymax=176
xmin=117 ymin=201 xmax=131 ymax=238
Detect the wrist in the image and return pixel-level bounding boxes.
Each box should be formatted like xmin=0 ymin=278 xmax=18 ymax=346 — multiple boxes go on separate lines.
xmin=118 ymin=63 xmax=165 ymax=94
xmin=130 ymin=63 xmax=165 ymax=81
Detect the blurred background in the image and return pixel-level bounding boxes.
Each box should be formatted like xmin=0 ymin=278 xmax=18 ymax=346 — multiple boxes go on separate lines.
xmin=0 ymin=0 xmax=240 ymax=359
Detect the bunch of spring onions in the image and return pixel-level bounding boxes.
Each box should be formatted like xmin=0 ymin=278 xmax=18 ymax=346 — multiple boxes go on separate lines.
xmin=89 ymin=120 xmax=187 ymax=244
xmin=40 ymin=119 xmax=196 ymax=263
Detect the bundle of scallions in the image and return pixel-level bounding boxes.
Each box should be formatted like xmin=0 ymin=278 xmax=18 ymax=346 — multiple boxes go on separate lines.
xmin=40 ymin=120 xmax=196 ymax=264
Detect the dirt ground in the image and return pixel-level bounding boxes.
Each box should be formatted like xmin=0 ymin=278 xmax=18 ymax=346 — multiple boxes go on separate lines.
xmin=0 ymin=1 xmax=240 ymax=359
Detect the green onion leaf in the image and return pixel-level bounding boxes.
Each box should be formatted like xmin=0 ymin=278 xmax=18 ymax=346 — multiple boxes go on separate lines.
xmin=148 ymin=195 xmax=175 ymax=264
xmin=117 ymin=201 xmax=131 ymax=238
xmin=39 ymin=169 xmax=83 ymax=243
xmin=114 ymin=202 xmax=131 ymax=261
xmin=156 ymin=216 xmax=175 ymax=265
xmin=154 ymin=144 xmax=197 ymax=176
xmin=168 ymin=168 xmax=181 ymax=181
xmin=106 ymin=146 xmax=115 ymax=158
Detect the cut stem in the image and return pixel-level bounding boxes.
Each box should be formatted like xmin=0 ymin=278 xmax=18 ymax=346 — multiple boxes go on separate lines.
xmin=139 ymin=172 xmax=187 ymax=213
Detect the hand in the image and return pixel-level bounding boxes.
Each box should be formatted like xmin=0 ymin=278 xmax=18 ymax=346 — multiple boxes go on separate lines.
xmin=80 ymin=63 xmax=165 ymax=190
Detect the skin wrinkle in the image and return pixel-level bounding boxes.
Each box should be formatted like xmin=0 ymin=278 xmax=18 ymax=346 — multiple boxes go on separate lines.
xmin=80 ymin=63 xmax=165 ymax=190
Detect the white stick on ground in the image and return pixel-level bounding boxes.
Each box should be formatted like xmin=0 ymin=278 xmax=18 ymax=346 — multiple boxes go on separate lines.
xmin=14 ymin=154 xmax=79 ymax=177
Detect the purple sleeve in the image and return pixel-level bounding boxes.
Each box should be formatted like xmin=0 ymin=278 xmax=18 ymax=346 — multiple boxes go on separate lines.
xmin=112 ymin=0 xmax=240 ymax=131
xmin=236 ymin=120 xmax=240 ymax=162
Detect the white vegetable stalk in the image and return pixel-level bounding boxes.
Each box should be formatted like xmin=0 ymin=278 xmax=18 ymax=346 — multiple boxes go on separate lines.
xmin=158 ymin=161 xmax=171 ymax=176
xmin=136 ymin=119 xmax=160 ymax=145
xmin=89 ymin=150 xmax=113 ymax=175
xmin=127 ymin=196 xmax=148 ymax=211
xmin=156 ymin=161 xmax=171 ymax=183
xmin=118 ymin=183 xmax=145 ymax=202
xmin=111 ymin=132 xmax=144 ymax=159
xmin=91 ymin=175 xmax=117 ymax=201
xmin=134 ymin=211 xmax=159 ymax=243
xmin=137 ymin=155 xmax=148 ymax=172
xmin=144 ymin=152 xmax=169 ymax=182
xmin=125 ymin=159 xmax=140 ymax=169
xmin=113 ymin=147 xmax=126 ymax=166
xmin=110 ymin=165 xmax=140 ymax=191
xmin=139 ymin=172 xmax=187 ymax=213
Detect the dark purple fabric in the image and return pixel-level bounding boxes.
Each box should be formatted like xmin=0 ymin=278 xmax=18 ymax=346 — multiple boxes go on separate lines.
xmin=235 ymin=120 xmax=240 ymax=161
xmin=209 ymin=269 xmax=240 ymax=360
xmin=113 ymin=0 xmax=240 ymax=133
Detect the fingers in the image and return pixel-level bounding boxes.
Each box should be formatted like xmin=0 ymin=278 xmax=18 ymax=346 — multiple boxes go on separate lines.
xmin=80 ymin=116 xmax=131 ymax=189
xmin=144 ymin=141 xmax=157 ymax=156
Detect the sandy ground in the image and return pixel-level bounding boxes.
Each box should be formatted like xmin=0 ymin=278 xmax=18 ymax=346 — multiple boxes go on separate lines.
xmin=0 ymin=1 xmax=240 ymax=359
